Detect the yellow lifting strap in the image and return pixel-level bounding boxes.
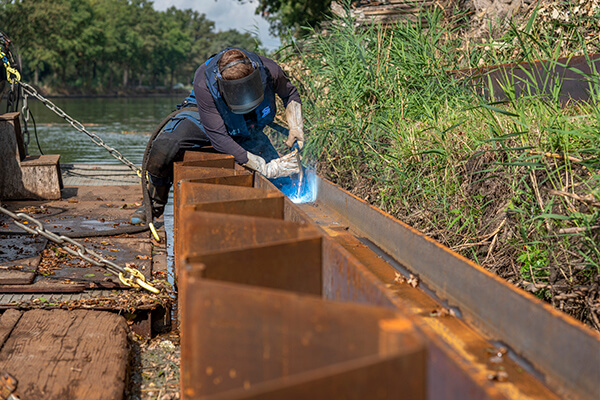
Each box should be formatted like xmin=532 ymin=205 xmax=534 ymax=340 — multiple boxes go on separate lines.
xmin=149 ymin=222 xmax=160 ymax=242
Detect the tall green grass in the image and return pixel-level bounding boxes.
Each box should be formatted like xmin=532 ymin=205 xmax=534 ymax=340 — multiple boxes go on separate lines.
xmin=285 ymin=2 xmax=600 ymax=327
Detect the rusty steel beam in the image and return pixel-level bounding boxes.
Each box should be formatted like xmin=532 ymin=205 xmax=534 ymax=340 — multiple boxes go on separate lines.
xmin=172 ymin=168 xmax=254 ymax=233
xmin=175 ymin=153 xmax=590 ymax=399
xmin=177 ymin=172 xmax=508 ymax=399
xmin=174 ymin=175 xmax=256 ymax=220
xmin=315 ymin=177 xmax=600 ymax=400
xmin=181 ymin=151 xmax=236 ymax=168
xmin=251 ymin=173 xmax=571 ymax=399
xmin=179 ymin=182 xmax=282 ymax=206
xmin=317 ymin=224 xmax=560 ymax=400
xmin=173 ymin=170 xmax=317 ymax=276
xmin=454 ymin=53 xmax=600 ymax=104
xmin=173 ymin=164 xmax=252 ymax=189
xmin=180 ymin=276 xmax=426 ymax=400
xmin=183 ymin=236 xmax=322 ymax=296
xmin=179 ymin=180 xmax=285 ymax=220
xmin=185 ymin=198 xmax=285 ymax=219
xmin=175 ymin=181 xmax=282 ymax=241
xmin=175 ymin=208 xmax=320 ymax=276
xmin=172 ymin=164 xmax=255 ymax=270
xmin=253 ymin=177 xmax=316 ymax=224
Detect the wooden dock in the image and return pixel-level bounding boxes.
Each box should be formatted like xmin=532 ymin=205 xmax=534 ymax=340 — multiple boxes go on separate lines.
xmin=0 ymin=164 xmax=171 ymax=399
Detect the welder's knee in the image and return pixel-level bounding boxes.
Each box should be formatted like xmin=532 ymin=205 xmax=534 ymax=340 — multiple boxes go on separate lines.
xmin=145 ymin=137 xmax=180 ymax=178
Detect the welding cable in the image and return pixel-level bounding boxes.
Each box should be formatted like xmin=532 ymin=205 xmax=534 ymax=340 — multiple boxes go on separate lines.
xmin=141 ymin=106 xmax=197 ymax=241
xmin=29 ymin=110 xmax=44 ymax=155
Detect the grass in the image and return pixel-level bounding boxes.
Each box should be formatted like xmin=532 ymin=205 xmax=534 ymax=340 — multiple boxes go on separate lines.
xmin=281 ymin=1 xmax=600 ymax=328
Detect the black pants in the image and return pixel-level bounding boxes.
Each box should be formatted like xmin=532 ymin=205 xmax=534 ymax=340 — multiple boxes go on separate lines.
xmin=145 ymin=118 xmax=282 ymax=187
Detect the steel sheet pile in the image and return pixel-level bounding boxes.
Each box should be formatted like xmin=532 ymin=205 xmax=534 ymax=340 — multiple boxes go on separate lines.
xmin=173 ymin=151 xmax=427 ymax=399
xmin=172 ymin=150 xmax=600 ymax=400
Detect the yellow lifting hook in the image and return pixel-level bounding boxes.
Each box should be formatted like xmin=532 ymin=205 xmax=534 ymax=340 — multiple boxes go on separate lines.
xmin=119 ymin=266 xmax=160 ymax=294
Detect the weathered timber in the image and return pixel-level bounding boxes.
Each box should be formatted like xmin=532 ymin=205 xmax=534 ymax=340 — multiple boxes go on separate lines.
xmin=0 ymin=283 xmax=86 ymax=293
xmin=0 ymin=309 xmax=129 ymax=400
xmin=0 ymin=113 xmax=25 ymax=200
xmin=0 ymin=112 xmax=25 ymax=161
xmin=0 ymin=112 xmax=62 ymax=200
xmin=0 ymin=309 xmax=22 ymax=347
xmin=333 ymin=0 xmax=437 ymax=26
xmin=19 ymin=155 xmax=63 ymax=199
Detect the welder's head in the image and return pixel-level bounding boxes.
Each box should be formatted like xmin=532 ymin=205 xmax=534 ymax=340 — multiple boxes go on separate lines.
xmin=217 ymin=49 xmax=264 ymax=114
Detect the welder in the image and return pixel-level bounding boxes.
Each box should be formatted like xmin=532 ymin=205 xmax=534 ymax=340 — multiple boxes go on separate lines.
xmin=131 ymin=47 xmax=304 ymax=224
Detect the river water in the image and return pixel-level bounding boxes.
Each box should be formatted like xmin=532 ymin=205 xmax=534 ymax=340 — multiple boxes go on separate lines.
xmin=17 ymin=95 xmax=186 ymax=288
xmin=23 ymin=95 xmax=184 ymax=164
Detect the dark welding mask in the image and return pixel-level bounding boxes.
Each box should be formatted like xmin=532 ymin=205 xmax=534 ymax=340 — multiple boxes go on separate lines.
xmin=217 ymin=59 xmax=264 ymax=114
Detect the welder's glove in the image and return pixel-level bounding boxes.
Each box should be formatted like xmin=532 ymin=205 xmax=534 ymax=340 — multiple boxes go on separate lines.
xmin=244 ymin=151 xmax=300 ymax=179
xmin=284 ymin=100 xmax=304 ymax=149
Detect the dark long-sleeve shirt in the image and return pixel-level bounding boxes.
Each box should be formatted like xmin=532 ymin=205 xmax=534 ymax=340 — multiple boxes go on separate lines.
xmin=193 ymin=55 xmax=301 ymax=165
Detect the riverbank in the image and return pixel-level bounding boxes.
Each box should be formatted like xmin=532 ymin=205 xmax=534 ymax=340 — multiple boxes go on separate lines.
xmin=5 ymin=84 xmax=192 ymax=99
xmin=292 ymin=4 xmax=600 ymax=330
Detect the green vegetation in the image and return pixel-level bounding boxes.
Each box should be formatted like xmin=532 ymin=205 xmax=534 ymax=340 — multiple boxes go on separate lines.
xmin=237 ymin=0 xmax=332 ymax=37
xmin=286 ymin=2 xmax=600 ymax=327
xmin=0 ymin=0 xmax=261 ymax=93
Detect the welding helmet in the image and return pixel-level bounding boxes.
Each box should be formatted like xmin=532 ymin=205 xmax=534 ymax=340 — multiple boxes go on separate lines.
xmin=217 ymin=58 xmax=264 ymax=114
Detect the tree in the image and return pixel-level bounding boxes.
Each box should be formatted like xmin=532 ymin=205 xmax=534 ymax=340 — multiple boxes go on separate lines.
xmin=208 ymin=29 xmax=261 ymax=58
xmin=238 ymin=0 xmax=331 ymax=37
xmin=0 ymin=0 xmax=265 ymax=92
xmin=0 ymin=0 xmax=70 ymax=84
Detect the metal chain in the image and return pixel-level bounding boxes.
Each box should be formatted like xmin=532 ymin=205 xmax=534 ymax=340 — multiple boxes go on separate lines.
xmin=16 ymin=80 xmax=141 ymax=175
xmin=20 ymin=92 xmax=29 ymax=123
xmin=0 ymin=205 xmax=158 ymax=293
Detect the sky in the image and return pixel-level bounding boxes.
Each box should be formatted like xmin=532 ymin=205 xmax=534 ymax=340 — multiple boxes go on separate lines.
xmin=151 ymin=0 xmax=281 ymax=51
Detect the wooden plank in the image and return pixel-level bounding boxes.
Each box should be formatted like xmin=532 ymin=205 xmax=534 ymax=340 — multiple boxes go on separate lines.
xmin=0 ymin=268 xmax=36 ymax=285
xmin=19 ymin=294 xmax=33 ymax=302
xmin=0 ymin=309 xmax=22 ymax=347
xmin=0 ymin=294 xmax=15 ymax=304
xmin=20 ymin=154 xmax=63 ymax=199
xmin=0 ymin=283 xmax=86 ymax=293
xmin=0 ymin=309 xmax=129 ymax=400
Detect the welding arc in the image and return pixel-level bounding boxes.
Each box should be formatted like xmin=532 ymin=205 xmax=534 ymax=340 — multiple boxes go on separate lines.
xmin=292 ymin=141 xmax=305 ymax=197
xmin=267 ymin=121 xmax=306 ymax=196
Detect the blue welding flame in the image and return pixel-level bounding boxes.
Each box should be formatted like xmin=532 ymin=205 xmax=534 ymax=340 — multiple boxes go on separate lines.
xmin=281 ymin=169 xmax=318 ymax=204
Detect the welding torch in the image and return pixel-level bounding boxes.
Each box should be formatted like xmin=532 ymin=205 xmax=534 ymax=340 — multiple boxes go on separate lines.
xmin=291 ymin=141 xmax=305 ymax=197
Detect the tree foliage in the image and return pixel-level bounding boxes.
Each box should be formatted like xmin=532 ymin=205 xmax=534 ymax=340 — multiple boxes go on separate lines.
xmin=243 ymin=0 xmax=331 ymax=37
xmin=0 ymin=0 xmax=262 ymax=92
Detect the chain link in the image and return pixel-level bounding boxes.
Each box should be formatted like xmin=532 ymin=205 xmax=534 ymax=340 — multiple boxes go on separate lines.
xmin=16 ymin=80 xmax=141 ymax=174
xmin=21 ymin=93 xmax=29 ymax=123
xmin=0 ymin=206 xmax=158 ymax=293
